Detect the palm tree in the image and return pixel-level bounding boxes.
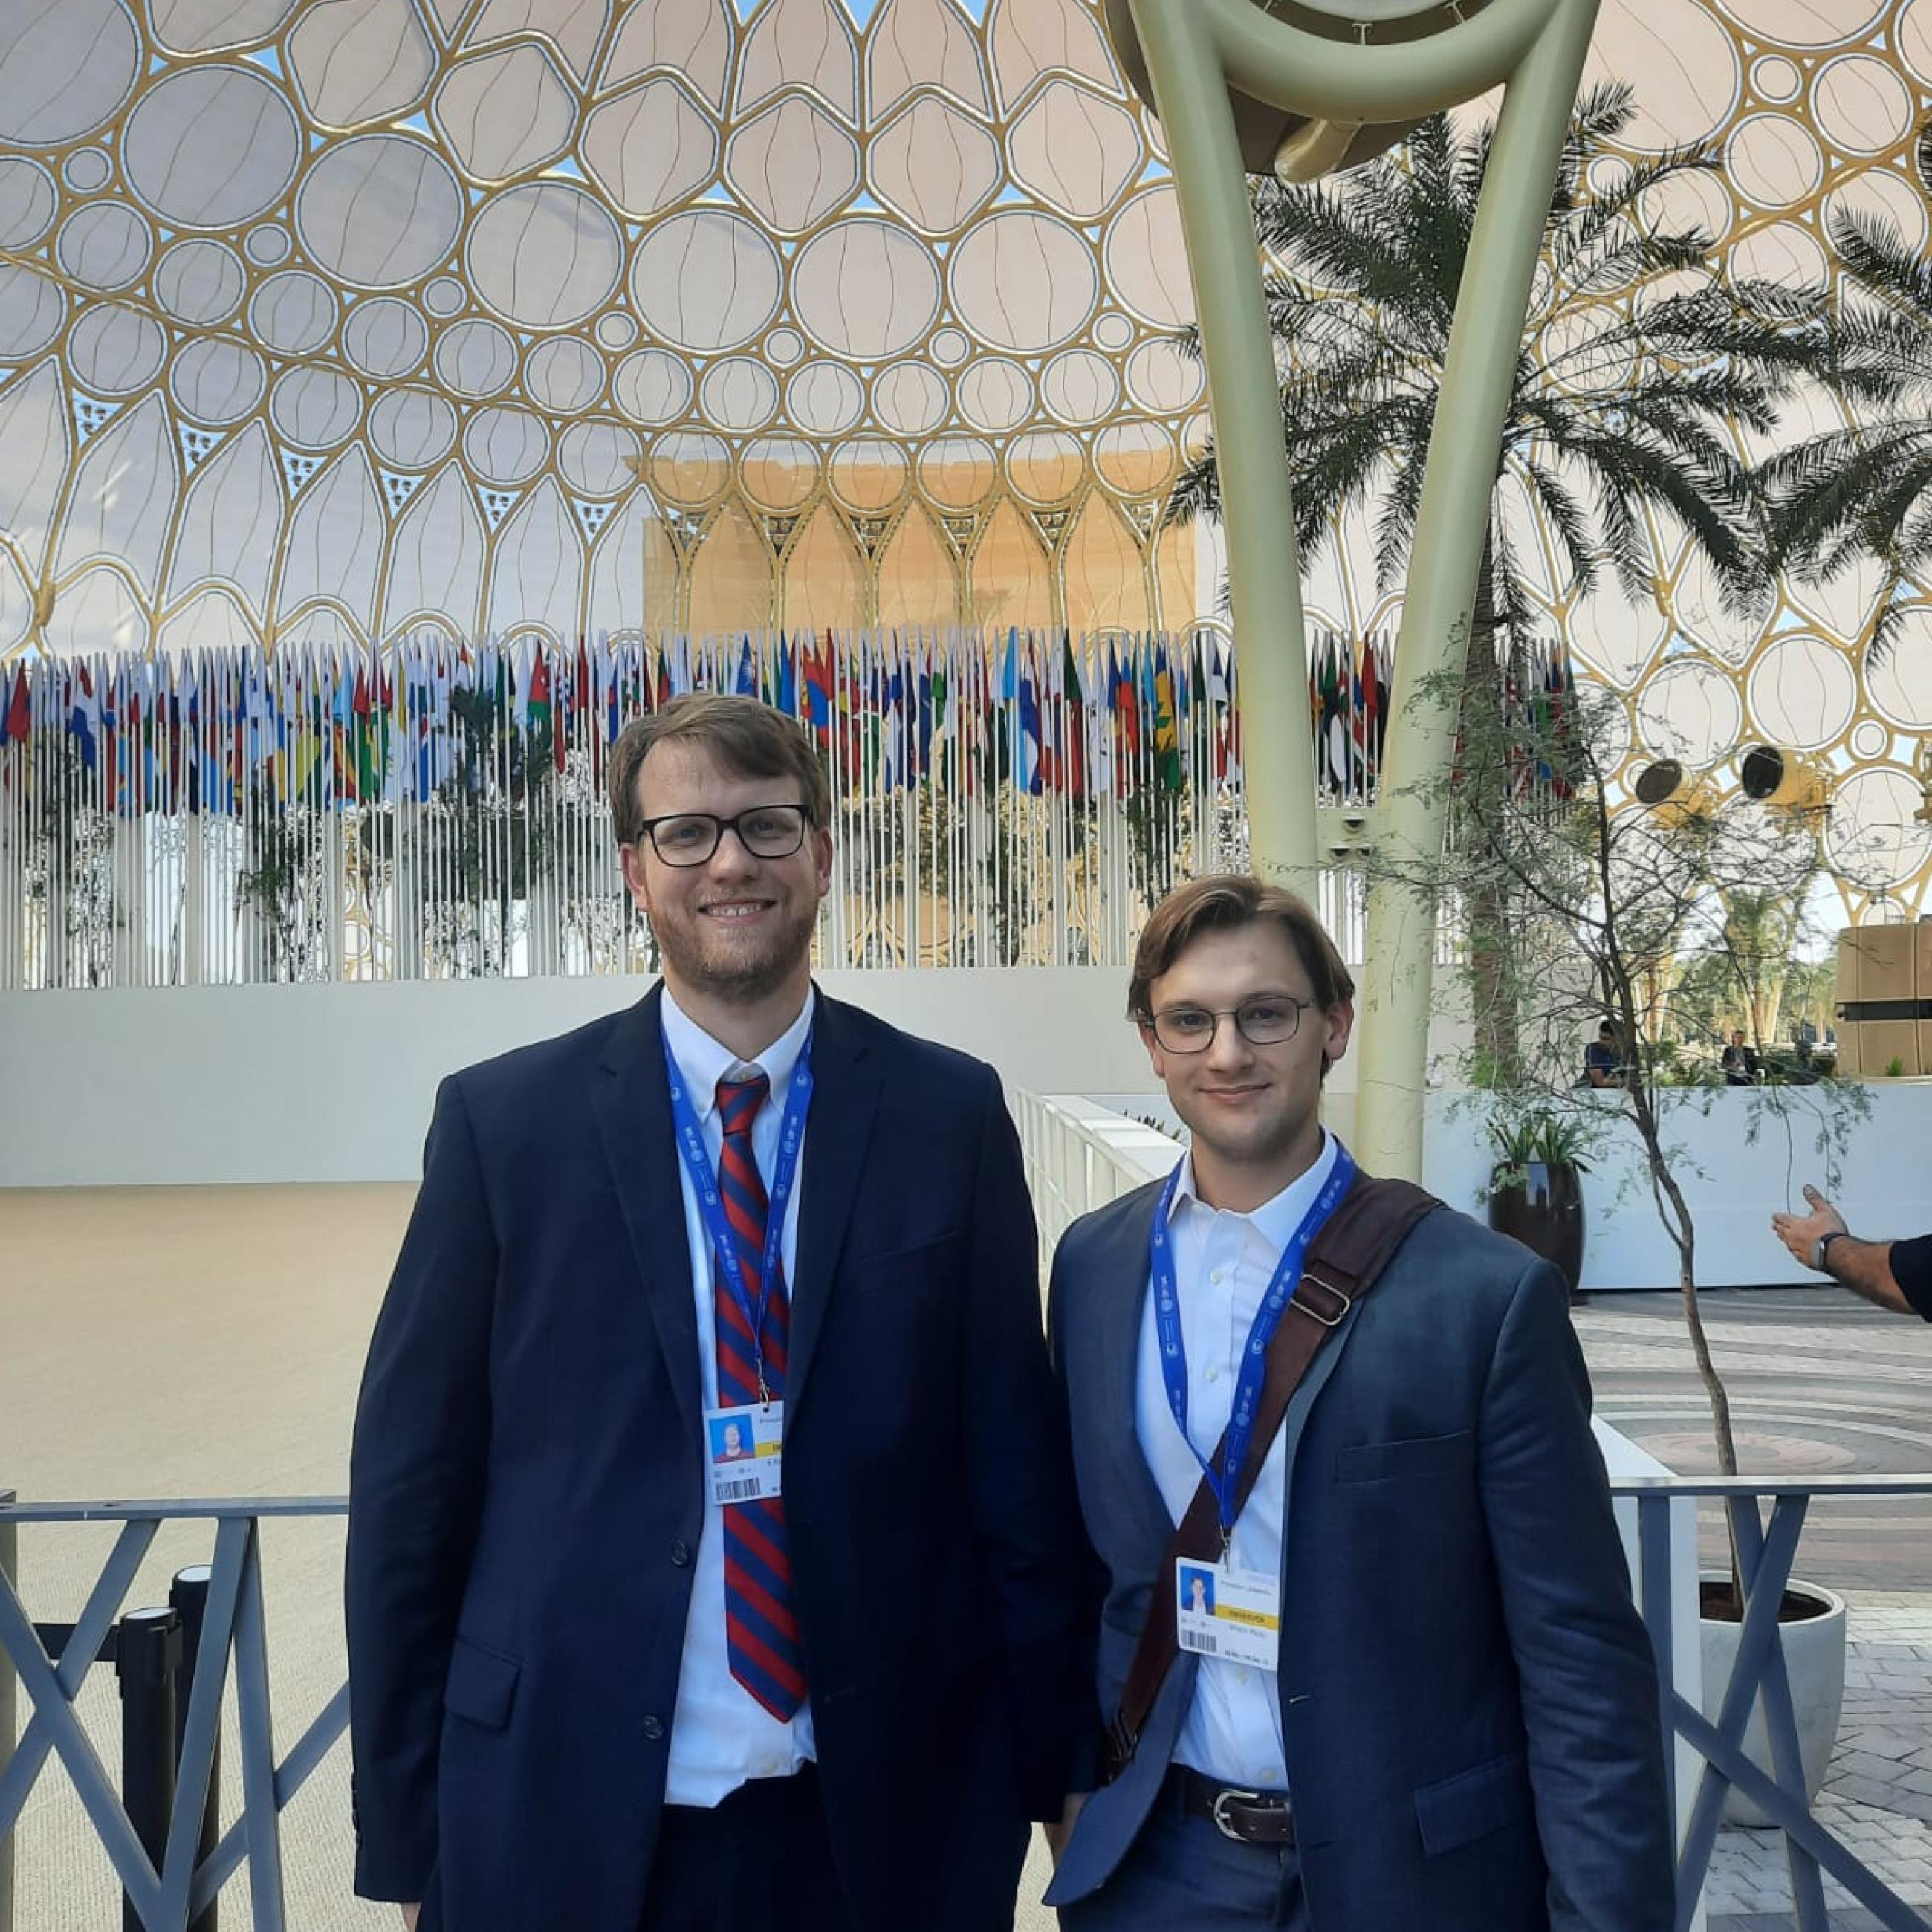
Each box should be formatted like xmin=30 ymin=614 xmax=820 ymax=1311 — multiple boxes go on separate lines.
xmin=1757 ymin=119 xmax=1932 ymax=658
xmin=1166 ymin=84 xmax=1828 ymax=1077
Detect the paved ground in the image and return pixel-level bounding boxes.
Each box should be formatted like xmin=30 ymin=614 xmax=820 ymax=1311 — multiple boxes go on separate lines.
xmin=3 ymin=1195 xmax=1931 ymax=1929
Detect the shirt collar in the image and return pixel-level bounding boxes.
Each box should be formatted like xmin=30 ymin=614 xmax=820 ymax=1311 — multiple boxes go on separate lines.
xmin=660 ymin=985 xmax=816 ymax=1121
xmin=1169 ymin=1129 xmax=1340 ymax=1251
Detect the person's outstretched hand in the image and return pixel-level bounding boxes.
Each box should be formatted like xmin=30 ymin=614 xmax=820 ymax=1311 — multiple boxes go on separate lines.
xmin=1771 ymin=1184 xmax=1847 ymax=1266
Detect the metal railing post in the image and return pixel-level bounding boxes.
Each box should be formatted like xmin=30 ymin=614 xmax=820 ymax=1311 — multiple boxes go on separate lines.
xmin=169 ymin=1568 xmax=218 ymax=1932
xmin=0 ymin=1486 xmax=13 ymax=1932
xmin=116 ymin=1606 xmax=181 ymax=1932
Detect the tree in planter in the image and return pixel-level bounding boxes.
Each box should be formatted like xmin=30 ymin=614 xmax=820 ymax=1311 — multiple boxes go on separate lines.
xmin=1378 ymin=661 xmax=1868 ymax=1481
xmin=1165 ymin=82 xmax=1829 ymax=1083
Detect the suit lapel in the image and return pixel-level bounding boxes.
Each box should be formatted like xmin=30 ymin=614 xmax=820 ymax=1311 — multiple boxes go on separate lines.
xmin=589 ymin=986 xmax=701 ymax=1448
xmin=786 ymin=990 xmax=879 ymax=1422
xmin=1090 ymin=1189 xmax=1177 ymax=1568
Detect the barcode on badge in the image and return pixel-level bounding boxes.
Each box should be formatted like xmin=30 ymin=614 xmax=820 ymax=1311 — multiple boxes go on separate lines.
xmin=717 ymin=1479 xmax=762 ymax=1503
xmin=1192 ymin=1633 xmax=1219 ymax=1656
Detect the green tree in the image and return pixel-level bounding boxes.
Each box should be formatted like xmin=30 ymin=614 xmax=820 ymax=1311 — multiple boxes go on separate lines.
xmin=1167 ymin=83 xmax=1825 ymax=1079
xmin=1759 ymin=119 xmax=1932 ymax=658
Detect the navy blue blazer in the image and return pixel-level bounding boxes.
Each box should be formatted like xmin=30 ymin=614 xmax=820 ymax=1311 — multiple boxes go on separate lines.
xmin=1044 ymin=1180 xmax=1675 ymax=1932
xmin=347 ymin=986 xmax=1089 ymax=1932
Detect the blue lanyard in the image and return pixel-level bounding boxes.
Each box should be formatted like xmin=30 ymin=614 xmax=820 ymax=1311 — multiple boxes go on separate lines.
xmin=1149 ymin=1144 xmax=1356 ymax=1546
xmin=664 ymin=1029 xmax=814 ymax=1396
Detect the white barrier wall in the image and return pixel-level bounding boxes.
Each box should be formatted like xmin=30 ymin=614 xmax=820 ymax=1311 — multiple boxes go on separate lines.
xmin=0 ymin=973 xmax=1157 ymax=1186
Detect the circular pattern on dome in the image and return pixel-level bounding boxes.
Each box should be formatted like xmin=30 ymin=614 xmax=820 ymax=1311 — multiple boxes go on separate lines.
xmin=873 ymin=363 xmax=950 ymax=438
xmin=56 ymin=202 xmax=149 ymax=290
xmin=424 ymin=276 xmax=466 ymax=318
xmin=1722 ymin=0 xmax=1884 ymax=48
xmin=1812 ymin=55 xmax=1912 ymax=159
xmin=1594 ymin=0 xmax=1739 ymax=147
xmin=1007 ymin=431 xmax=1083 ymax=505
xmin=0 ymin=160 xmax=56 ymax=248
xmin=1748 ymin=635 xmax=1856 ymax=749
xmin=648 ymin=432 xmax=731 ymax=508
xmin=1730 ymin=223 xmax=1827 ymax=289
xmin=63 ymin=149 xmax=112 ymax=192
xmin=957 ymin=359 xmax=1034 ymax=435
xmin=558 ymin=419 xmax=642 ymax=499
xmin=612 ymin=349 xmax=695 ymax=427
xmin=828 ymin=438 xmax=909 ymax=514
xmin=462 ymin=406 xmax=549 ymax=487
xmin=1042 ymin=349 xmax=1120 ymax=426
xmin=525 ymin=338 xmax=606 ymax=415
xmin=344 ymin=299 xmax=429 ymax=381
xmin=468 ymin=182 xmax=623 ymax=331
xmin=917 ymin=437 xmax=997 ymax=511
xmin=250 ymin=272 xmax=336 ymax=355
xmin=124 ymin=66 xmax=301 ymax=228
xmin=741 ymin=438 xmax=820 ymax=512
xmin=154 ymin=241 xmax=245 ymax=325
xmin=1852 ymin=719 xmax=1891 ymax=761
xmin=433 ymin=318 xmax=517 ymax=399
xmin=368 ymin=388 xmax=457 ymax=470
xmin=1903 ymin=0 xmax=1932 ymax=86
xmin=793 ymin=220 xmax=942 ymax=360
xmin=765 ymin=328 xmax=804 ymax=367
xmin=788 ymin=363 xmax=866 ymax=438
xmin=1751 ymin=56 xmax=1802 ymax=103
xmin=66 ymin=303 xmax=165 ymax=395
xmin=296 ymin=134 xmax=464 ymax=288
xmin=701 ymin=357 xmax=781 ymax=432
xmin=951 ymin=213 xmax=1097 ymax=353
xmin=269 ymin=366 xmax=363 ymax=450
xmin=1825 ymin=768 xmax=1932 ymax=888
xmin=1637 ymin=165 xmax=1732 ymax=242
xmin=1864 ymin=607 xmax=1932 ymax=729
xmin=1727 ymin=114 xmax=1824 ymax=207
xmin=0 ymin=0 xmax=139 ymax=147
xmin=1636 ymin=659 xmax=1742 ymax=765
xmin=1094 ymin=312 xmax=1135 ymax=352
xmin=243 ymin=224 xmax=289 ymax=267
xmin=930 ymin=328 xmax=969 ymax=368
xmin=1825 ymin=169 xmax=1930 ymax=254
xmin=0 ymin=264 xmax=65 ymax=360
xmin=169 ymin=339 xmax=265 ymax=427
xmin=1125 ymin=338 xmax=1205 ymax=415
xmin=1094 ymin=421 xmax=1176 ymax=496
xmin=630 ymin=211 xmax=782 ymax=353
xmin=1106 ymin=187 xmax=1191 ymax=328
xmin=596 ymin=311 xmax=638 ymax=351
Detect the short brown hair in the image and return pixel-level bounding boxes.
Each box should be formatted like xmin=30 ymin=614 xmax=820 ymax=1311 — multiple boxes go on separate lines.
xmin=1128 ymin=875 xmax=1354 ymax=1020
xmin=606 ymin=692 xmax=831 ymax=847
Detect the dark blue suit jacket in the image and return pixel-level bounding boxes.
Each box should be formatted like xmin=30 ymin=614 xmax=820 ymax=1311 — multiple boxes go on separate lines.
xmin=1045 ymin=1180 xmax=1675 ymax=1932
xmin=347 ymin=986 xmax=1089 ymax=1932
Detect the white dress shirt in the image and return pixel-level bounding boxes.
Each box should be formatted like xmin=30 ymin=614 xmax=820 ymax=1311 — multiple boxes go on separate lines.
xmin=1133 ymin=1130 xmax=1341 ymax=1792
xmin=660 ymin=985 xmax=817 ymax=1806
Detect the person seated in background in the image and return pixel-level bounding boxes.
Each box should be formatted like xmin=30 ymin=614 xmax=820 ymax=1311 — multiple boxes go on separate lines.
xmin=1584 ymin=1020 xmax=1626 ymax=1089
xmin=1720 ymin=1030 xmax=1760 ymax=1086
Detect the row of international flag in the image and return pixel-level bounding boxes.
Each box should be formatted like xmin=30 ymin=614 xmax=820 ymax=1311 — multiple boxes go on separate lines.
xmin=0 ymin=625 xmax=1578 ymax=820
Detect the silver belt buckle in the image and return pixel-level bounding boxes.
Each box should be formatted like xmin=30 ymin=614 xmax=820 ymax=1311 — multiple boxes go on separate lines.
xmin=1210 ymin=1786 xmax=1265 ymax=1841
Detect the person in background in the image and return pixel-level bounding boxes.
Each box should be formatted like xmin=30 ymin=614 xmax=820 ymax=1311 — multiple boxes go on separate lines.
xmin=1720 ymin=1030 xmax=1760 ymax=1087
xmin=1584 ymin=1020 xmax=1626 ymax=1089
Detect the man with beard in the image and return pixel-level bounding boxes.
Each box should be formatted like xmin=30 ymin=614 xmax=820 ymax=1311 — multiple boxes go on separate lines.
xmin=1043 ymin=876 xmax=1672 ymax=1932
xmin=348 ymin=693 xmax=1090 ymax=1932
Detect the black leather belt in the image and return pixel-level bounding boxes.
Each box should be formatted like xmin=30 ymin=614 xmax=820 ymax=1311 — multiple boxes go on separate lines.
xmin=1170 ymin=1765 xmax=1297 ymax=1846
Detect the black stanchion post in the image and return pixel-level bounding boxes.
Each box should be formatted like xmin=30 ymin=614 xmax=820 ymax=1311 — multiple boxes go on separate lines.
xmin=1 ymin=1486 xmax=15 ymax=1932
xmin=115 ymin=1607 xmax=181 ymax=1932
xmin=169 ymin=1567 xmax=218 ymax=1932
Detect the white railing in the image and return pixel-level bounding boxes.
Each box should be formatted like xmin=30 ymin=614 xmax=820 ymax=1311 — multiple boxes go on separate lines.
xmin=1013 ymin=1090 xmax=1179 ymax=1274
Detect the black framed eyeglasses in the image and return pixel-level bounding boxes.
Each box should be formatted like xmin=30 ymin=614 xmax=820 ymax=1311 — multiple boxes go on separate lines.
xmin=1144 ymin=996 xmax=1312 ymax=1054
xmin=636 ymin=803 xmax=811 ymax=867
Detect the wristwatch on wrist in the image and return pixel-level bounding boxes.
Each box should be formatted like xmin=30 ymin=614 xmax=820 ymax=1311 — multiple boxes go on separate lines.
xmin=1812 ymin=1229 xmax=1847 ymax=1272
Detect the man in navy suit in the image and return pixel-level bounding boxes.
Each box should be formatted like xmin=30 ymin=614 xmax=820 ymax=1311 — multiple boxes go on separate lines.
xmin=347 ymin=692 xmax=1089 ymax=1932
xmin=1044 ymin=875 xmax=1673 ymax=1931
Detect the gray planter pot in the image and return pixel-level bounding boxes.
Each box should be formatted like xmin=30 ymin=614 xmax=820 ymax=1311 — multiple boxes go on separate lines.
xmin=1699 ymin=1575 xmax=1847 ymax=1826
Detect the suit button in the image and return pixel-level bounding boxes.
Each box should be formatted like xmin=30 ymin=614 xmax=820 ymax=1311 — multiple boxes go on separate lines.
xmin=671 ymin=1539 xmax=692 ymax=1567
xmin=642 ymin=1715 xmax=664 ymax=1741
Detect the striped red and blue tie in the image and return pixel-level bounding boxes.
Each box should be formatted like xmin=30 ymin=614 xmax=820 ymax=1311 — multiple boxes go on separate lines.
xmin=713 ymin=1072 xmax=808 ymax=1722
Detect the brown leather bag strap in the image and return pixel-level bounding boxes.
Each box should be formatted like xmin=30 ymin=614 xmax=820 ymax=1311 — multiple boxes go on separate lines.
xmin=1104 ymin=1172 xmax=1438 ymax=1778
